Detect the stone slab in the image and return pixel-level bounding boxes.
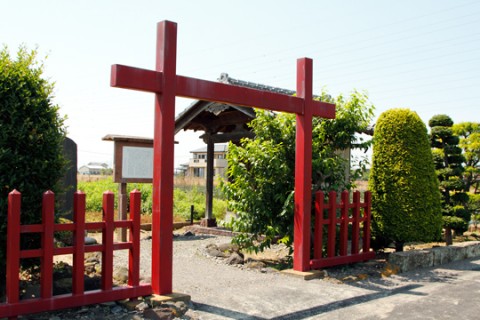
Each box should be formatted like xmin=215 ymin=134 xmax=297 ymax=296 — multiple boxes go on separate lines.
xmin=389 ymin=241 xmax=480 ymax=273
xmin=281 ymin=269 xmax=326 ymax=280
xmin=149 ymin=292 xmax=191 ymax=307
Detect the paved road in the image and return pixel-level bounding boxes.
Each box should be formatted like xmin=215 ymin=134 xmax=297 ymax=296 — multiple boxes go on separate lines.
xmin=167 ymin=236 xmax=480 ymax=320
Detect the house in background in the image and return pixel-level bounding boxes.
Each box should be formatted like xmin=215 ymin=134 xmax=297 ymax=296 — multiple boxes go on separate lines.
xmin=186 ymin=144 xmax=228 ymax=178
xmin=78 ymin=162 xmax=109 ymax=175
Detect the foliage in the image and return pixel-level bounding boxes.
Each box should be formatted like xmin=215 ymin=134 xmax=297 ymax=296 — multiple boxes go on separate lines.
xmin=452 ymin=122 xmax=480 ymax=193
xmin=0 ymin=47 xmax=67 ymax=275
xmin=468 ymin=193 xmax=480 ymax=224
xmin=429 ymin=115 xmax=470 ymax=241
xmin=222 ymin=90 xmax=375 ymax=252
xmin=78 ymin=177 xmax=227 ymax=221
xmin=78 ymin=177 xmax=117 ymax=212
xmin=369 ymin=109 xmax=442 ymax=250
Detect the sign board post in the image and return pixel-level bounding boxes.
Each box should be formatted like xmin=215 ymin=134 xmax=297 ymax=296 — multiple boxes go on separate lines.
xmin=103 ymin=134 xmax=154 ymax=241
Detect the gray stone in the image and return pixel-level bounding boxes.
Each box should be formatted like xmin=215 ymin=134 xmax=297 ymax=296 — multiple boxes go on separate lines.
xmin=389 ymin=250 xmax=433 ymax=273
xmin=432 ymin=246 xmax=455 ymax=266
xmin=101 ymin=301 xmax=117 ymax=307
xmin=206 ymin=243 xmax=217 ymax=249
xmin=77 ymin=307 xmax=90 ymax=314
xmin=114 ymin=266 xmax=129 ymax=284
xmin=206 ymin=247 xmax=225 ymax=258
xmin=174 ymin=301 xmax=189 ymax=315
xmin=389 ymin=241 xmax=480 ymax=273
xmin=261 ymin=267 xmax=280 ymax=274
xmin=245 ymin=261 xmax=266 ymax=270
xmin=144 ymin=307 xmax=173 ymax=320
xmin=85 ymin=236 xmax=98 ymax=245
xmin=85 ymin=255 xmax=100 ymax=263
xmin=161 ymin=301 xmax=188 ymax=317
xmin=464 ymin=241 xmax=480 ymax=257
xmin=183 ymin=230 xmax=195 ymax=237
xmin=58 ymin=137 xmax=77 ymax=220
xmin=217 ymin=243 xmax=239 ymax=253
xmin=225 ymin=252 xmax=244 ymax=265
xmin=110 ymin=305 xmax=124 ymax=314
xmin=84 ymin=263 xmax=96 ymax=274
xmin=135 ymin=301 xmax=150 ymax=312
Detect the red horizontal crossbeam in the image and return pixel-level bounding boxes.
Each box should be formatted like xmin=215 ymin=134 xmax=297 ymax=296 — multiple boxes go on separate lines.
xmin=111 ymin=64 xmax=335 ymax=118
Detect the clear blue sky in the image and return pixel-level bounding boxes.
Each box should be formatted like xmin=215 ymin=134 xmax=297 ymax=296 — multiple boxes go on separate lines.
xmin=2 ymin=0 xmax=479 ymax=168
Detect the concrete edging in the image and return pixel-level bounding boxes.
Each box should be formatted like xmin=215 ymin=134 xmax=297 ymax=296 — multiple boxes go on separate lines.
xmin=388 ymin=241 xmax=480 ymax=273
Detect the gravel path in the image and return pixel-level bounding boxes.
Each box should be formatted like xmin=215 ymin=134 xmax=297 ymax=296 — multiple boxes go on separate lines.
xmin=111 ymin=232 xmax=407 ymax=319
xmin=20 ymin=231 xmax=480 ymax=319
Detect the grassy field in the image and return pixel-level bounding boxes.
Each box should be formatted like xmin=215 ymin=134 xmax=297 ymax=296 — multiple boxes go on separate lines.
xmin=77 ymin=175 xmax=227 ymax=222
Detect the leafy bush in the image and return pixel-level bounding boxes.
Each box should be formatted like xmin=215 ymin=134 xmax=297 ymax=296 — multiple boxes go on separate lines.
xmin=452 ymin=122 xmax=480 ymax=193
xmin=222 ymin=90 xmax=375 ymax=252
xmin=0 ymin=47 xmax=67 ymax=279
xmin=469 ymin=193 xmax=480 ymax=223
xmin=78 ymin=177 xmax=117 ymax=212
xmin=369 ymin=109 xmax=442 ymax=250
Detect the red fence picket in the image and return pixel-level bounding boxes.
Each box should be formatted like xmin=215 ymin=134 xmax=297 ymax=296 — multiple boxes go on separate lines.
xmin=0 ymin=189 xmax=152 ymax=319
xmin=311 ymin=190 xmax=375 ymax=269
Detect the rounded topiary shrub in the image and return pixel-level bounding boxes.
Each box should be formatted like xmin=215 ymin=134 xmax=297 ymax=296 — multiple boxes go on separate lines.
xmin=369 ymin=108 xmax=442 ymax=250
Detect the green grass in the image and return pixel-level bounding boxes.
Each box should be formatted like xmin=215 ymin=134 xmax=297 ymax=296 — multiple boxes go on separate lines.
xmin=78 ymin=176 xmax=227 ymax=221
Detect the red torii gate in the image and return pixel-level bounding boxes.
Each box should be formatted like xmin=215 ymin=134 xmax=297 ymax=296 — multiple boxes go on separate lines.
xmin=111 ymin=20 xmax=335 ymax=295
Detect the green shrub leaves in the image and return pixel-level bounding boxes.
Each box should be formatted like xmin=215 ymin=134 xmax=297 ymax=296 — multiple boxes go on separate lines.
xmin=370 ymin=109 xmax=442 ymax=249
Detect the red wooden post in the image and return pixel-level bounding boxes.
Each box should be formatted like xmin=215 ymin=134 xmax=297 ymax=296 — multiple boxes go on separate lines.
xmin=293 ymin=58 xmax=314 ymax=272
xmin=151 ymin=20 xmax=177 ymax=295
xmin=351 ymin=191 xmax=361 ymax=255
xmin=102 ymin=191 xmax=115 ymax=290
xmin=313 ymin=191 xmax=324 ymax=260
xmin=327 ymin=191 xmax=337 ymax=257
xmin=129 ymin=189 xmax=141 ymax=287
xmin=339 ymin=191 xmax=349 ymax=256
xmin=6 ymin=190 xmax=21 ymax=305
xmin=41 ymin=191 xmax=55 ymax=299
xmin=73 ymin=191 xmax=86 ymax=295
xmin=363 ymin=191 xmax=372 ymax=253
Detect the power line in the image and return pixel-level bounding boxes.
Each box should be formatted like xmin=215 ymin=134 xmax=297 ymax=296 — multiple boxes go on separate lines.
xmin=183 ymin=2 xmax=480 ymax=76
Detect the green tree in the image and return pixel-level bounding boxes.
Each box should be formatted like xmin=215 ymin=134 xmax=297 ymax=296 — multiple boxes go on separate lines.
xmin=369 ymin=109 xmax=442 ymax=251
xmin=0 ymin=47 xmax=66 ymax=277
xmin=452 ymin=122 xmax=480 ymax=193
xmin=429 ymin=115 xmax=469 ymax=245
xmin=222 ymin=90 xmax=374 ymax=252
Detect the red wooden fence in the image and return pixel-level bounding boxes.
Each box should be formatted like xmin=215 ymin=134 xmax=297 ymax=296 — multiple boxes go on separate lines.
xmin=0 ymin=190 xmax=152 ymax=319
xmin=311 ymin=190 xmax=375 ymax=269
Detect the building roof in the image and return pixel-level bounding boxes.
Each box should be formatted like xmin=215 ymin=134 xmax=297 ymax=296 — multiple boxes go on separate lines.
xmin=102 ymin=134 xmax=153 ymax=144
xmin=174 ymin=72 xmax=329 ymax=144
xmin=79 ymin=164 xmax=107 ymax=170
xmin=190 ymin=144 xmax=228 ymax=153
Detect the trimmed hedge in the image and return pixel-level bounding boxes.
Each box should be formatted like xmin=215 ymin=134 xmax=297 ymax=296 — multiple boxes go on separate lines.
xmin=369 ymin=109 xmax=442 ymax=248
xmin=0 ymin=47 xmax=67 ymax=278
